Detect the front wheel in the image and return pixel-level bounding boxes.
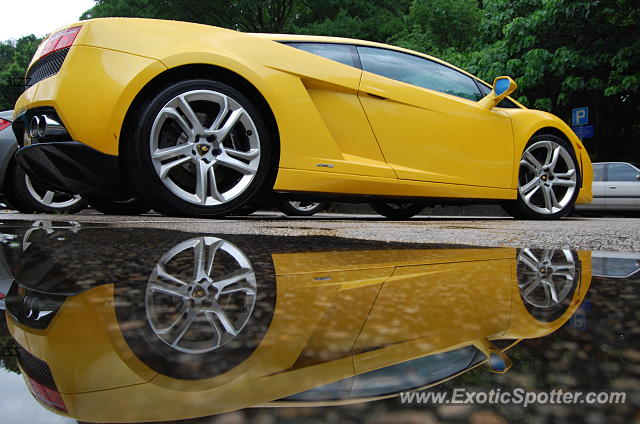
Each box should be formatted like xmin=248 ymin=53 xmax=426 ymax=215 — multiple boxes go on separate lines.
xmin=502 ymin=134 xmax=580 ymax=220
xmin=125 ymin=79 xmax=273 ymax=218
xmin=370 ymin=201 xmax=424 ymax=220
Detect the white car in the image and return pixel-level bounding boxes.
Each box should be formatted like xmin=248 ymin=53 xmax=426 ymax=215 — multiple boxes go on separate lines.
xmin=575 ymin=162 xmax=640 ymax=214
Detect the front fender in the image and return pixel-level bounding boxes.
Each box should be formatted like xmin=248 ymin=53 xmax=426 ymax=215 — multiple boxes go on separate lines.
xmin=505 ymin=109 xmax=592 ymax=203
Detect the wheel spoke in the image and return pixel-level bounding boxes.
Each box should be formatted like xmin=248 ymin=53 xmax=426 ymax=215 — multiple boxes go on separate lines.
xmin=195 ymin=163 xmax=210 ymax=204
xmin=553 ymin=178 xmax=576 ymax=187
xmin=159 ymin=156 xmax=191 ymax=179
xmin=155 ymin=263 xmax=189 ymax=287
xmin=208 ymin=96 xmax=229 ymax=132
xmin=212 ymin=108 xmax=244 ymax=141
xmin=519 ymin=255 xmax=540 ymax=273
xmin=155 ymin=302 xmax=189 ymax=334
xmin=41 ymin=191 xmax=55 ymax=206
xmin=193 ymin=238 xmax=207 ymax=280
xmin=148 ymin=280 xmax=190 ymax=299
xmin=520 ymin=177 xmax=540 ymax=195
xmin=542 ymin=186 xmax=554 ymax=212
xmin=555 ymin=169 xmax=576 ymax=179
xmin=160 ymin=107 xmax=193 ymax=137
xmin=204 ymin=312 xmax=223 ymax=347
xmin=177 ymin=95 xmax=205 ymax=134
xmin=548 ymin=146 xmax=561 ymax=170
xmin=542 ymin=141 xmax=554 ymax=167
xmin=216 ymin=155 xmax=257 ymax=175
xmin=208 ymin=305 xmax=238 ymax=337
xmin=206 ymin=239 xmax=224 ymax=276
xmin=168 ymin=306 xmax=199 ymax=347
xmin=208 ymin=167 xmax=225 ymax=202
xmin=152 ymin=143 xmax=194 ymax=161
xmin=212 ymin=268 xmax=254 ymax=292
xmin=523 ymin=151 xmax=543 ymax=173
xmin=225 ymin=148 xmax=259 ymax=161
xmin=524 ymin=185 xmax=540 ymax=202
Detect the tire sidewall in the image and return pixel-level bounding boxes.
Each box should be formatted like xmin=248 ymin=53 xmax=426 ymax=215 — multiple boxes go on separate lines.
xmin=126 ymin=79 xmax=272 ymax=218
xmin=510 ymin=134 xmax=581 ymax=220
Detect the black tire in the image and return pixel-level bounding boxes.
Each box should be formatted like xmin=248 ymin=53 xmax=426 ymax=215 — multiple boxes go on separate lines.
xmin=502 ymin=134 xmax=580 ymax=220
xmin=124 ymin=79 xmax=273 ymax=218
xmin=5 ymin=163 xmax=87 ymax=214
xmin=276 ymin=201 xmax=327 ymax=216
xmin=114 ymin=234 xmax=276 ymax=380
xmin=84 ymin=193 xmax=150 ymax=215
xmin=230 ymin=204 xmax=259 ymax=216
xmin=370 ymin=201 xmax=424 ymax=220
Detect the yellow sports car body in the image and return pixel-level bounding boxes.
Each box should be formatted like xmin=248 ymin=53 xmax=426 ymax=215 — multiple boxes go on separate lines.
xmin=3 ymin=224 xmax=591 ymax=422
xmin=12 ymin=18 xmax=592 ymax=219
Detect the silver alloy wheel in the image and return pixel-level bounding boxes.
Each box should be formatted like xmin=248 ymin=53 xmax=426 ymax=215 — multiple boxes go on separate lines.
xmin=145 ymin=236 xmax=257 ymax=354
xmin=288 ymin=201 xmax=322 ymax=212
xmin=519 ymin=140 xmax=577 ymax=214
xmin=517 ymin=248 xmax=577 ymax=309
xmin=25 ymin=174 xmax=83 ymax=209
xmin=150 ymin=90 xmax=261 ymax=206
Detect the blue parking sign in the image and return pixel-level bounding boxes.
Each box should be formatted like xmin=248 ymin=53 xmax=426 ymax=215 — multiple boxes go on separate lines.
xmin=572 ymin=107 xmax=589 ymax=126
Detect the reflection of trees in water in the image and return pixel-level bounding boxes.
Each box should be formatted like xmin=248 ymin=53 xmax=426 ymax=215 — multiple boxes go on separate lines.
xmin=0 ymin=313 xmax=19 ymax=374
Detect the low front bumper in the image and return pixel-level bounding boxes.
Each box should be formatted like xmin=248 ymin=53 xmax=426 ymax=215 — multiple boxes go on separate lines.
xmin=15 ymin=142 xmax=122 ymax=195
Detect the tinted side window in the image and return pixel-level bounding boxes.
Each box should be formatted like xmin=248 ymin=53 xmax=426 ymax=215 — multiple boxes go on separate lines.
xmin=357 ymin=46 xmax=483 ymax=101
xmin=286 ymin=42 xmax=357 ymax=68
xmin=608 ymin=163 xmax=640 ymax=181
xmin=592 ymin=164 xmax=605 ymax=182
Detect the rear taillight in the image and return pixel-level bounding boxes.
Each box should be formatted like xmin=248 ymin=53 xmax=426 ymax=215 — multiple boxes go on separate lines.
xmin=26 ymin=376 xmax=68 ymax=413
xmin=32 ymin=26 xmax=82 ymax=64
xmin=0 ymin=118 xmax=11 ymax=131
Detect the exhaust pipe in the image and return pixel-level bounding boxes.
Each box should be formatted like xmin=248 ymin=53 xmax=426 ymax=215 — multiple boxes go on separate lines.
xmin=29 ymin=115 xmax=67 ymax=139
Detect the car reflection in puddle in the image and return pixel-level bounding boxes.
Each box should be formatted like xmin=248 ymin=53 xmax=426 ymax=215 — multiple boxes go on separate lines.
xmin=0 ymin=220 xmax=636 ymax=423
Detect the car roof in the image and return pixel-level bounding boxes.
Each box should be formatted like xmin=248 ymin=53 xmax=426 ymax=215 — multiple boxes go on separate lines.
xmin=253 ymin=34 xmax=484 ymax=85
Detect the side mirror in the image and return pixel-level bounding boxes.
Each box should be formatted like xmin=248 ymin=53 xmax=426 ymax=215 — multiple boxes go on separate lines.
xmin=478 ymin=76 xmax=517 ymax=110
xmin=474 ymin=338 xmax=513 ymax=374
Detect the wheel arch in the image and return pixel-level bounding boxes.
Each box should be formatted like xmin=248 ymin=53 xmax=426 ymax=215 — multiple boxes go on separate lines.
xmin=118 ymin=63 xmax=281 ymax=192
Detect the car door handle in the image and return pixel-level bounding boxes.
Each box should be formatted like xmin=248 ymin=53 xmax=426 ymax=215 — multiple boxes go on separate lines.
xmin=609 ymin=186 xmax=617 ymax=189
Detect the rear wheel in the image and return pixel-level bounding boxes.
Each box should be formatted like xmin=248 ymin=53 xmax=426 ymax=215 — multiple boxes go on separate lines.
xmin=276 ymin=201 xmax=327 ymax=216
xmin=125 ymin=79 xmax=273 ymax=218
xmin=6 ymin=163 xmax=87 ymax=214
xmin=370 ymin=201 xmax=424 ymax=220
xmin=502 ymin=134 xmax=579 ymax=220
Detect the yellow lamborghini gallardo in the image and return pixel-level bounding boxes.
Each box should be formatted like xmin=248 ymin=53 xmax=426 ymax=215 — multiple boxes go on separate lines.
xmin=12 ymin=18 xmax=592 ymax=219
xmin=3 ymin=225 xmax=591 ymax=421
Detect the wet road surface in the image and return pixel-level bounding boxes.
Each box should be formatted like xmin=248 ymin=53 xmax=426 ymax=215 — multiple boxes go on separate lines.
xmin=0 ymin=220 xmax=638 ymax=424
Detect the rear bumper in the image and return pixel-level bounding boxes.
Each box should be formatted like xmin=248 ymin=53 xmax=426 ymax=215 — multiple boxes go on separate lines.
xmin=15 ymin=141 xmax=121 ymax=195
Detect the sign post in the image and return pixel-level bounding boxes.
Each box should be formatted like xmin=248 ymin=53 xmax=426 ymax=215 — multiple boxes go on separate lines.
xmin=571 ymin=107 xmax=593 ymax=140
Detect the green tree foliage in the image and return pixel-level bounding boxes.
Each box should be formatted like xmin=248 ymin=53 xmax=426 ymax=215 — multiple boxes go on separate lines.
xmin=291 ymin=0 xmax=412 ymax=42
xmin=0 ymin=35 xmax=41 ymax=110
xmin=82 ymin=0 xmax=301 ymax=33
xmin=390 ymin=0 xmax=482 ymax=51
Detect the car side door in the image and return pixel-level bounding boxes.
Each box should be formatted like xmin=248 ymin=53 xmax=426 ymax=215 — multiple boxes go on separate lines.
xmin=356 ymin=46 xmax=514 ymax=188
xmin=605 ymin=163 xmax=640 ymax=210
